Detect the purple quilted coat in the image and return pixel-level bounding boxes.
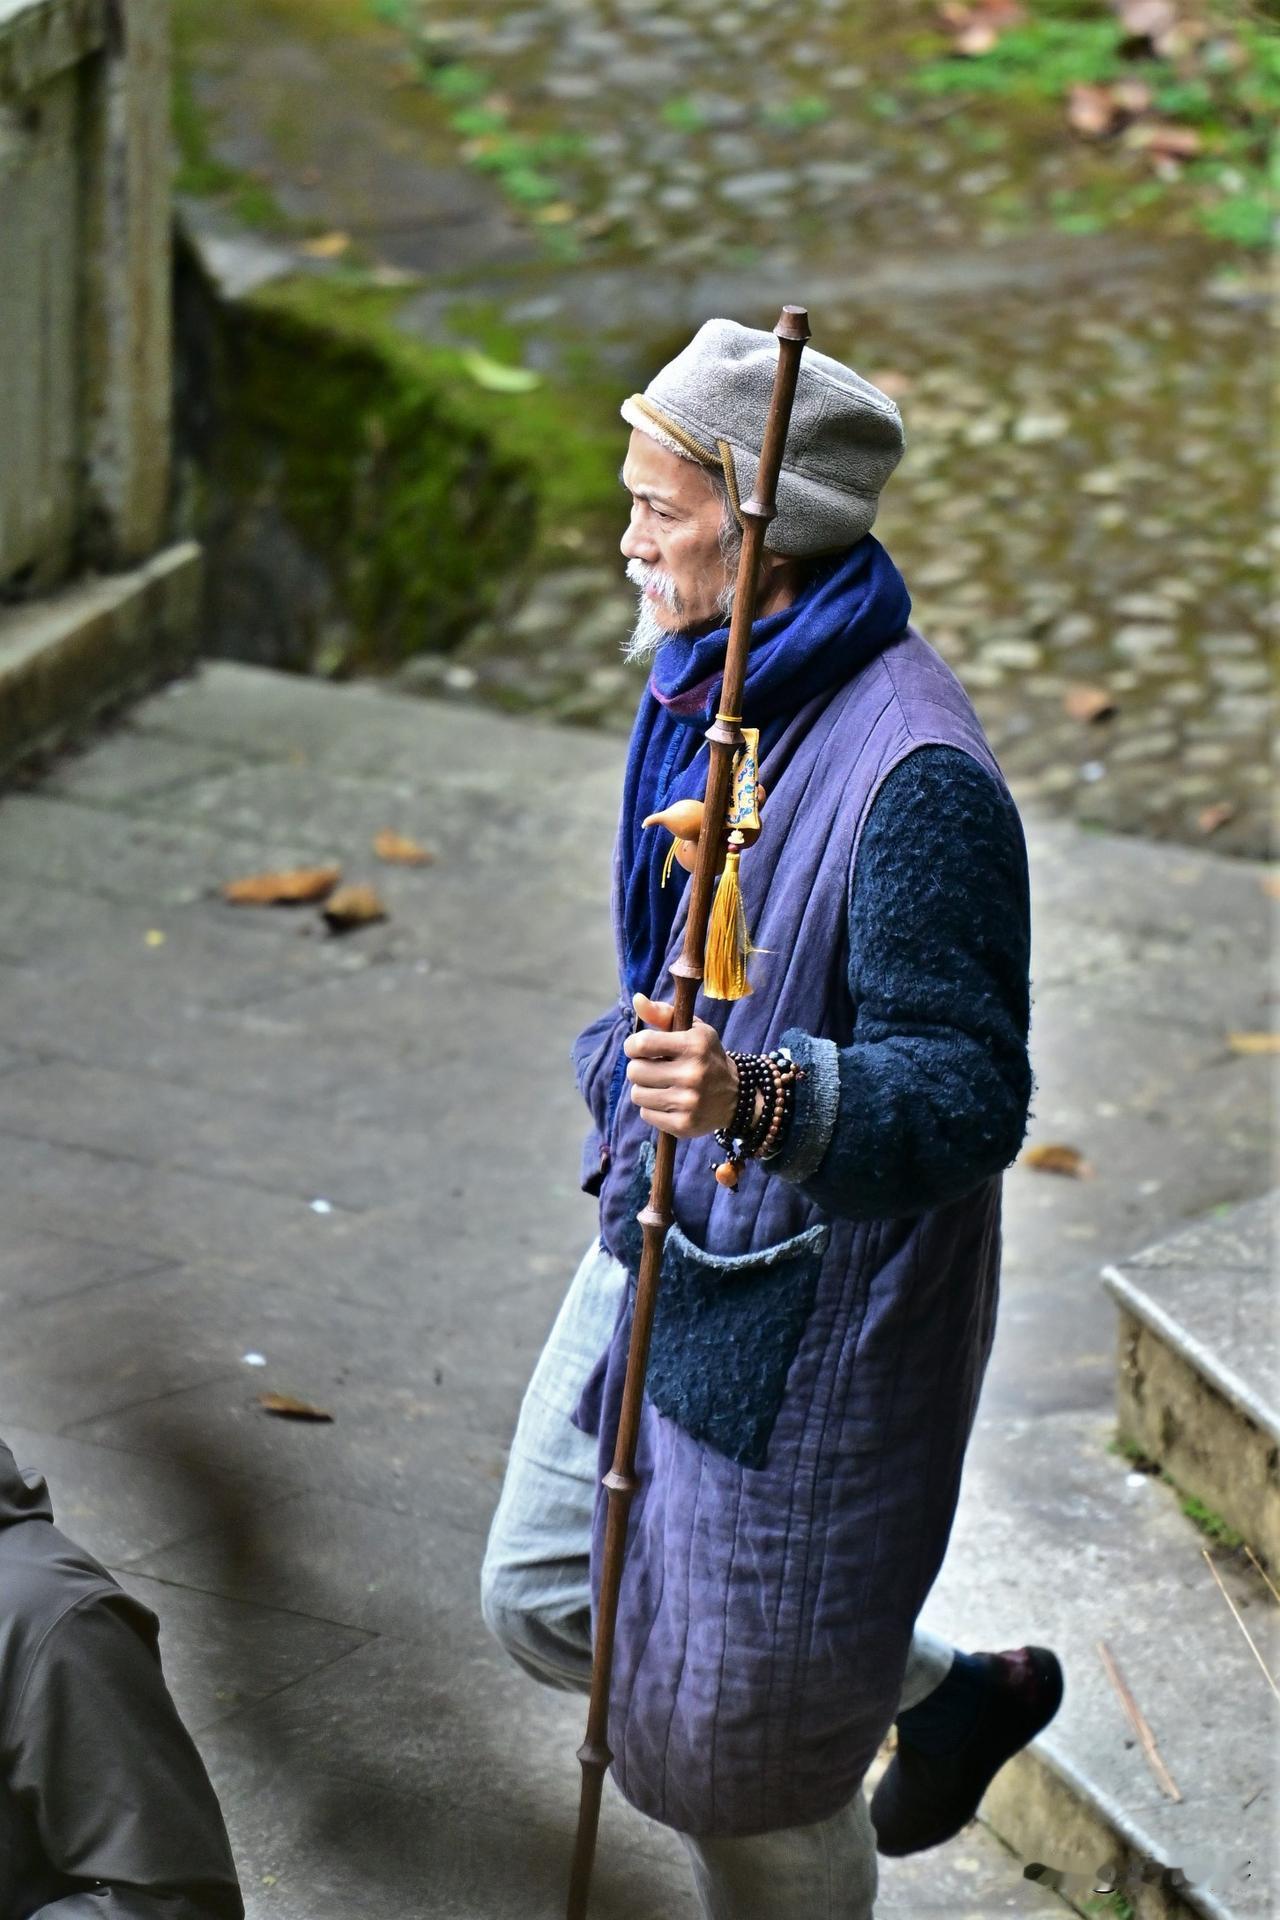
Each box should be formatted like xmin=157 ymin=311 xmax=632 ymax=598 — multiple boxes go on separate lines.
xmin=572 ymin=627 xmax=1016 ymax=1836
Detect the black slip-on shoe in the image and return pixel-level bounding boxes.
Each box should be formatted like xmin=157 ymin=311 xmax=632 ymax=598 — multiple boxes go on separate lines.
xmin=869 ymin=1646 xmax=1064 ymax=1857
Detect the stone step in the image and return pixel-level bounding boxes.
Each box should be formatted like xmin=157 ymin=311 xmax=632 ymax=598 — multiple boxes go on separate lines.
xmin=0 ymin=542 xmax=201 ymax=782
xmin=923 ymin=1405 xmax=1275 ymax=1919
xmin=1101 ymin=1193 xmax=1278 ymax=1565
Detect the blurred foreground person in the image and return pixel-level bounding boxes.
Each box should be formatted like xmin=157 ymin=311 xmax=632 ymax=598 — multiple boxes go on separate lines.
xmin=0 ymin=1439 xmax=244 ymax=1919
xmin=482 ymin=320 xmax=1062 ymax=1918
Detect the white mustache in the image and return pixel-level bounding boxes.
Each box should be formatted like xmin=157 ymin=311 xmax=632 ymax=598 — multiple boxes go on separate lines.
xmin=625 ymin=558 xmax=680 ymax=610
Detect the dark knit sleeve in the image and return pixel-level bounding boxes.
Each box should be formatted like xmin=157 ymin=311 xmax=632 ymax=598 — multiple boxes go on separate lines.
xmin=764 ymin=743 xmax=1032 ymax=1220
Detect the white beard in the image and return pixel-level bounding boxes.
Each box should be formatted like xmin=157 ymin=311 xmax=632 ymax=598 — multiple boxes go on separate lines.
xmin=621 ymin=557 xmax=736 ymax=666
xmin=622 ymin=596 xmax=671 ymax=665
xmin=622 ymin=558 xmax=679 ymax=665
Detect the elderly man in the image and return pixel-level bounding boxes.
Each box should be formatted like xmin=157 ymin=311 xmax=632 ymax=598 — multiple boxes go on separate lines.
xmin=482 ymin=320 xmax=1062 ymax=1918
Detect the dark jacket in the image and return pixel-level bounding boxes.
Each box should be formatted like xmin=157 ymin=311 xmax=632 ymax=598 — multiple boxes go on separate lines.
xmin=0 ymin=1442 xmax=244 ymax=1920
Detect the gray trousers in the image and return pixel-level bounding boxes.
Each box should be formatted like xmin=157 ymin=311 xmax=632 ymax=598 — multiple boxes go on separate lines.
xmin=481 ymin=1237 xmax=954 ymax=1920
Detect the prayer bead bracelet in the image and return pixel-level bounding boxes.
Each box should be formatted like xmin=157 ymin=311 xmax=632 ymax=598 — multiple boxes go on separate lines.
xmin=711 ymin=1047 xmax=805 ymax=1191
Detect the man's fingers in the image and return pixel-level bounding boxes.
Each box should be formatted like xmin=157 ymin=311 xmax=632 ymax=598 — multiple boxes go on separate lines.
xmin=625 ymin=1027 xmax=696 ymax=1060
xmin=639 ymin=1106 xmax=693 ymax=1137
xmin=630 ymin=1084 xmax=695 ymax=1114
xmin=627 ymin=1057 xmax=692 ymax=1088
xmin=632 ymin=991 xmax=675 ymax=1030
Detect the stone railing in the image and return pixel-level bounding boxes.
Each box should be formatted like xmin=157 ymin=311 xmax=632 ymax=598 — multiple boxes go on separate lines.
xmin=0 ymin=0 xmax=199 ymax=775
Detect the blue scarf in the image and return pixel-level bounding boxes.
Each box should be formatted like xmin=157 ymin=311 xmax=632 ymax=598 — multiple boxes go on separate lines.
xmin=618 ymin=535 xmax=912 ymax=1004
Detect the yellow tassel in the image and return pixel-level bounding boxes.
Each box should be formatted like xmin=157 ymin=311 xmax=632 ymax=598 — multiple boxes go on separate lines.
xmin=660 ymin=835 xmax=679 ymax=888
xmin=703 ymin=841 xmax=755 ymax=1000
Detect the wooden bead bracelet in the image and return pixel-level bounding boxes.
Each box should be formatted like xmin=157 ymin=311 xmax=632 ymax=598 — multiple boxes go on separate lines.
xmin=711 ymin=1047 xmax=804 ymax=1190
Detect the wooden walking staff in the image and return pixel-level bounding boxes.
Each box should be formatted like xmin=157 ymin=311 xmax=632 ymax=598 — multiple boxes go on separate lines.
xmin=565 ymin=304 xmax=812 ymax=1920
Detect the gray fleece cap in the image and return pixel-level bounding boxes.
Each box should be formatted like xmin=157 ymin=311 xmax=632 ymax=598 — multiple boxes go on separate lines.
xmin=621 ymin=317 xmax=905 ymax=556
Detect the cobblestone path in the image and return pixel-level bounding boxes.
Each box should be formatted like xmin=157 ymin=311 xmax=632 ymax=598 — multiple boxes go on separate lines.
xmin=382 ymin=0 xmax=1271 ymax=855
xmin=185 ymin=0 xmax=1273 ymax=854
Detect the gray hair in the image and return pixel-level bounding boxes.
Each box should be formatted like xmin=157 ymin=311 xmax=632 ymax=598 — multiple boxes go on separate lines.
xmin=708 ymin=469 xmax=743 ymax=616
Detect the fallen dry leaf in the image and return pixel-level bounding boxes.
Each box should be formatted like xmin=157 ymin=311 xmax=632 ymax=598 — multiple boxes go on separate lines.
xmin=1021 ymin=1143 xmax=1093 ymax=1178
xmin=939 ymin=0 xmax=1024 ymax=56
xmin=954 ymin=23 xmax=998 ymax=53
xmin=1068 ymin=83 xmax=1123 ymax=137
xmin=322 ymin=883 xmax=387 ymax=931
xmin=1114 ymin=0 xmax=1181 ymax=54
xmin=1113 ymin=77 xmax=1159 ymax=112
xmin=1196 ymin=801 xmax=1236 ymax=835
xmin=1064 ymin=683 xmax=1117 ymax=723
xmin=223 ymin=865 xmax=341 ymax=906
xmin=1228 ymin=1032 xmax=1280 ymax=1056
xmin=461 ymin=348 xmax=541 ymax=394
xmin=299 ymin=230 xmax=351 ymax=258
xmin=1115 ymin=0 xmax=1176 ymax=32
xmin=1126 ymin=120 xmax=1203 ymax=161
xmin=259 ymin=1392 xmax=334 ymax=1422
xmin=1068 ymin=79 xmax=1152 ymax=138
xmin=1111 ymin=79 xmax=1154 ymax=115
xmin=373 ymin=829 xmax=434 ymax=867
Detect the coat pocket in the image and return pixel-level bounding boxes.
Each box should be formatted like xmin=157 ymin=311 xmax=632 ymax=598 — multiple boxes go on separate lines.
xmin=621 ymin=1142 xmax=830 ymax=1470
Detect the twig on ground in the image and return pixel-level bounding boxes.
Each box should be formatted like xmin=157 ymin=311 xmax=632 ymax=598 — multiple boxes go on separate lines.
xmin=1096 ymin=1638 xmax=1183 ymax=1802
xmin=1202 ymin=1549 xmax=1280 ymax=1703
xmin=1245 ymin=1544 xmax=1280 ymax=1608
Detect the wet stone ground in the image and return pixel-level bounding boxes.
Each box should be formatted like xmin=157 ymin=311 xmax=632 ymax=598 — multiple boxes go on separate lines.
xmin=184 ymin=0 xmax=1274 ymax=856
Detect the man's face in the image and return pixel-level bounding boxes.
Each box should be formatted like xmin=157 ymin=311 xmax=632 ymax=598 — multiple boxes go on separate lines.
xmin=619 ymin=430 xmax=733 ymax=661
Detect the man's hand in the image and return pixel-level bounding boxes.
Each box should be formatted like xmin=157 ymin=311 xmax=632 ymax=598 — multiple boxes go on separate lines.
xmin=624 ymin=992 xmax=739 ymax=1139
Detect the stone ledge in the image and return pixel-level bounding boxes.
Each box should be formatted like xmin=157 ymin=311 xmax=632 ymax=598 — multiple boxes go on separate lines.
xmin=923 ymin=1405 xmax=1273 ymax=1920
xmin=984 ymin=1738 xmax=1241 ymax=1920
xmin=1103 ymin=1263 xmax=1279 ymax=1447
xmin=1113 ymin=1306 xmax=1279 ymax=1568
xmin=0 ymin=541 xmax=202 ymax=780
xmin=0 ymin=0 xmax=107 ymax=94
xmin=1102 ymin=1194 xmax=1279 ymax=1563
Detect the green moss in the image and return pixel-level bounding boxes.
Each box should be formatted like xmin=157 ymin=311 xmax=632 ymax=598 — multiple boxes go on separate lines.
xmin=215 ymin=277 xmax=531 ymax=669
xmin=760 ymin=95 xmax=832 ymax=131
xmin=418 ymin=296 xmax=622 ymax=544
xmin=172 ymin=1 xmax=301 ymax=232
xmin=207 ymin=274 xmax=622 ymax=671
xmin=417 ymin=60 xmax=585 ymax=221
xmin=1110 ymin=1433 xmax=1155 ymax=1469
xmin=1179 ymin=1492 xmax=1245 ymax=1550
xmin=1111 ymin=1432 xmax=1246 ymax=1551
xmin=914 ymin=20 xmax=1125 ymax=99
xmin=661 ymin=96 xmax=711 ymax=133
xmin=1084 ymin=1894 xmax=1135 ymax=1920
xmin=172 ymin=45 xmax=289 ymax=230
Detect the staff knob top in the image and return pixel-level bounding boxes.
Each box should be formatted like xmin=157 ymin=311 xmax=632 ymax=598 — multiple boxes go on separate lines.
xmin=774 ymin=306 xmax=811 ymax=343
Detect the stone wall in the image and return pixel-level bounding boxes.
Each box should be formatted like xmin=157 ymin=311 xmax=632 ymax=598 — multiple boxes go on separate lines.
xmin=0 ymin=0 xmax=173 ymax=593
xmin=0 ymin=0 xmax=199 ymax=774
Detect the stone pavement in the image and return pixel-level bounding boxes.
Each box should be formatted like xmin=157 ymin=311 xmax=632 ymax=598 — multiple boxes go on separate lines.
xmin=0 ymin=663 xmax=1271 ymax=1918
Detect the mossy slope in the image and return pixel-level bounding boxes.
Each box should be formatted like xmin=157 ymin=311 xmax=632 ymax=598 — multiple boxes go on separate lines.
xmin=222 ymin=278 xmax=536 ymax=669
xmin=181 ymin=263 xmax=621 ymax=673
